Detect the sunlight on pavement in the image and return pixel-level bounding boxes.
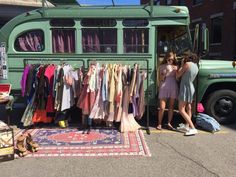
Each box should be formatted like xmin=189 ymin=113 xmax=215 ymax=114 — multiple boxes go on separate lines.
xmin=144 ymin=130 xmax=229 ymax=134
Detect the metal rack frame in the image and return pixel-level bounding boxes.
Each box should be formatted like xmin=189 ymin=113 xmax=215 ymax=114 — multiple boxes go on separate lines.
xmin=23 ymin=58 xmax=85 ymax=67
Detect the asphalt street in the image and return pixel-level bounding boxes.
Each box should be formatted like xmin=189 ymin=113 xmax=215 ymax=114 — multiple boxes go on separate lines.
xmin=1 ymin=123 xmax=236 ymax=177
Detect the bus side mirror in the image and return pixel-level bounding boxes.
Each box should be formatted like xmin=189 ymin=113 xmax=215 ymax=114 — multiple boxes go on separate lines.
xmin=193 ymin=24 xmax=209 ymax=57
xmin=202 ymin=27 xmax=209 ymax=56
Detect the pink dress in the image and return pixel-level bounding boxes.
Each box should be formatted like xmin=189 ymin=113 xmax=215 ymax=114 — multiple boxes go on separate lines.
xmin=120 ymin=66 xmax=141 ymax=133
xmin=158 ymin=64 xmax=178 ymax=99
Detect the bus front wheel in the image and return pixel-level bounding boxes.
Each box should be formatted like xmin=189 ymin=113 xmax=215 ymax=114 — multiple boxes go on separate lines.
xmin=205 ymin=89 xmax=236 ymax=124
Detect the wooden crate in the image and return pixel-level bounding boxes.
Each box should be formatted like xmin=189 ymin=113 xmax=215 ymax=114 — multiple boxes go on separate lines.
xmin=0 ymin=121 xmax=14 ymax=162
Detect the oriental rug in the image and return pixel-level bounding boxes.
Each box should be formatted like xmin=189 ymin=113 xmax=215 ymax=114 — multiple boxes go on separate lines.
xmin=14 ymin=128 xmax=151 ymax=157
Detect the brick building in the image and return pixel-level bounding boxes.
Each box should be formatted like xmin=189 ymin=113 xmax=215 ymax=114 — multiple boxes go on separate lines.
xmin=141 ymin=0 xmax=236 ymax=60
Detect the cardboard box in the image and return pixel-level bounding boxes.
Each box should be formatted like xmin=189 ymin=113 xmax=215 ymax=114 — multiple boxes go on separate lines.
xmin=0 ymin=121 xmax=14 ymax=162
xmin=0 ymin=84 xmax=11 ymax=103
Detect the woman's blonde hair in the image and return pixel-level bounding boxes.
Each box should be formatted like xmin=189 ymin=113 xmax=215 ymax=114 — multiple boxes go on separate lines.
xmin=161 ymin=52 xmax=177 ymax=65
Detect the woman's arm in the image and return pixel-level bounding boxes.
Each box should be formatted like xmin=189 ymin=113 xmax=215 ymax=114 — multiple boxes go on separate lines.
xmin=176 ymin=62 xmax=189 ymax=79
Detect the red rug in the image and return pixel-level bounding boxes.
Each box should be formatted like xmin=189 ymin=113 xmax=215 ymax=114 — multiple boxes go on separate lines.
xmin=14 ymin=128 xmax=151 ymax=157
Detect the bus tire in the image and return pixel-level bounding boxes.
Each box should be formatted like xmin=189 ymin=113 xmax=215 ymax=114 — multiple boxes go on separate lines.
xmin=205 ymin=89 xmax=236 ymax=124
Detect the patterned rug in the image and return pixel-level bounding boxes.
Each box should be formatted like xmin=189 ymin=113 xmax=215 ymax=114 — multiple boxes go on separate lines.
xmin=14 ymin=128 xmax=151 ymax=157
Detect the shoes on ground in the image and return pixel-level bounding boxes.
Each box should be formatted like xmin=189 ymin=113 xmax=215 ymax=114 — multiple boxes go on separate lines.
xmin=184 ymin=128 xmax=198 ymax=136
xmin=176 ymin=123 xmax=189 ymax=132
xmin=166 ymin=124 xmax=175 ymax=130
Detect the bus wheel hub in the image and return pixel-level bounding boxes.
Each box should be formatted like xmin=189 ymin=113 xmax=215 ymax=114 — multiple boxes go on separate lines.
xmin=215 ymin=98 xmax=233 ymax=115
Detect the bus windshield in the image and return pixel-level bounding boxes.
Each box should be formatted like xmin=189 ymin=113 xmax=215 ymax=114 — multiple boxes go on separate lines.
xmin=157 ymin=25 xmax=192 ymax=56
xmin=171 ymin=32 xmax=192 ymax=55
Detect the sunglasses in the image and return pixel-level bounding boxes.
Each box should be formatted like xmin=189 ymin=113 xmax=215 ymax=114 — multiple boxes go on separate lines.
xmin=167 ymin=59 xmax=174 ymax=62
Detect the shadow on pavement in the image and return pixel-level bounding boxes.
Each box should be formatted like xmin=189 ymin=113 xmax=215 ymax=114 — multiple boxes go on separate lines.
xmin=1 ymin=104 xmax=236 ymax=132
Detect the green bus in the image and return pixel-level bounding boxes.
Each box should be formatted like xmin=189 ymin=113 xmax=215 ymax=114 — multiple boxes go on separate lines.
xmin=0 ymin=4 xmax=236 ymax=124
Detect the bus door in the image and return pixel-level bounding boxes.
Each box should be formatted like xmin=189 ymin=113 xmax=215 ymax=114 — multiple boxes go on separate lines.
xmin=156 ymin=25 xmax=192 ymax=87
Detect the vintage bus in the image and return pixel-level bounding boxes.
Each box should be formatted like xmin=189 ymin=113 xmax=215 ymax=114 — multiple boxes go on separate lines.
xmin=0 ymin=3 xmax=236 ymax=124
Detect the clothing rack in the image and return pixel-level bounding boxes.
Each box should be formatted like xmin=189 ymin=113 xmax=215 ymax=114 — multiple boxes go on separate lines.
xmin=22 ymin=58 xmax=150 ymax=134
xmin=23 ymin=58 xmax=85 ymax=68
xmin=87 ymin=59 xmax=150 ymax=135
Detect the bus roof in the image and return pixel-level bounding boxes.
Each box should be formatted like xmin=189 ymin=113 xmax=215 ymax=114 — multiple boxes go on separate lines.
xmin=43 ymin=5 xmax=189 ymax=18
xmin=0 ymin=5 xmax=189 ymax=42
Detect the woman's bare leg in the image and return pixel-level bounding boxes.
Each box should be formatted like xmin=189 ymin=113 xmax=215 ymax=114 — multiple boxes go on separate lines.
xmin=167 ymin=98 xmax=175 ymax=128
xmin=178 ymin=101 xmax=195 ymax=129
xmin=184 ymin=103 xmax=192 ymax=127
xmin=186 ymin=103 xmax=192 ymax=118
xmin=157 ymin=99 xmax=166 ymax=129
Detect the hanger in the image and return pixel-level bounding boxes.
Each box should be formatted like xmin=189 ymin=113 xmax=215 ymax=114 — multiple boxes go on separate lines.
xmin=60 ymin=59 xmax=66 ymax=66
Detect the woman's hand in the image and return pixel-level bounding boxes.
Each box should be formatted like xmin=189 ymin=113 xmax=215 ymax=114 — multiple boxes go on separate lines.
xmin=176 ymin=62 xmax=189 ymax=79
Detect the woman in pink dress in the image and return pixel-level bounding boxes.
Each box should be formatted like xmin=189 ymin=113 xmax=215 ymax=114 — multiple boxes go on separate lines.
xmin=157 ymin=52 xmax=178 ymax=130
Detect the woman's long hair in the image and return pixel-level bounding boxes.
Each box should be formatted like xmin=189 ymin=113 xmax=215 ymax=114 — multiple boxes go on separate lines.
xmin=161 ymin=52 xmax=177 ymax=65
xmin=184 ymin=52 xmax=199 ymax=67
xmin=184 ymin=53 xmax=199 ymax=63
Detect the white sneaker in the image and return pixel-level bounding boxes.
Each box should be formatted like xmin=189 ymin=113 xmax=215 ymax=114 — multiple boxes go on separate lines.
xmin=176 ymin=123 xmax=189 ymax=132
xmin=184 ymin=128 xmax=198 ymax=136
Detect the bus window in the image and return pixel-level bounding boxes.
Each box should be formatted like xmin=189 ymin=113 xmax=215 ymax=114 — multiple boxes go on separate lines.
xmin=81 ymin=19 xmax=116 ymax=27
xmin=14 ymin=30 xmax=44 ymax=52
xmin=122 ymin=19 xmax=148 ymax=27
xmin=82 ymin=29 xmax=117 ymax=53
xmin=52 ymin=28 xmax=75 ymax=53
xmin=123 ymin=28 xmax=149 ymax=53
xmin=50 ymin=19 xmax=75 ymax=27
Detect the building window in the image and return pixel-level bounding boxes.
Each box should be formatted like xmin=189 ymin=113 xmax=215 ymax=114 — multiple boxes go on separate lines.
xmin=211 ymin=16 xmax=222 ymax=43
xmin=179 ymin=0 xmax=185 ymax=5
xmin=193 ymin=0 xmax=202 ymax=5
xmin=14 ymin=30 xmax=44 ymax=52
xmin=52 ymin=29 xmax=75 ymax=53
xmin=154 ymin=0 xmax=160 ymax=5
xmin=141 ymin=0 xmax=160 ymax=5
xmin=82 ymin=29 xmax=117 ymax=53
xmin=123 ymin=28 xmax=149 ymax=53
xmin=165 ymin=0 xmax=172 ymax=5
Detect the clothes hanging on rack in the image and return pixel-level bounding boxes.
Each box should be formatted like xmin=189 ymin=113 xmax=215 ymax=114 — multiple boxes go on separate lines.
xmin=89 ymin=64 xmax=105 ymax=120
xmin=54 ymin=66 xmax=64 ymax=112
xmin=120 ymin=65 xmax=141 ymax=132
xmin=21 ymin=63 xmax=84 ymax=126
xmin=44 ymin=64 xmax=56 ymax=114
xmin=20 ymin=61 xmax=147 ymax=132
xmin=77 ymin=62 xmax=147 ymax=132
xmin=61 ymin=64 xmax=74 ymax=111
xmin=77 ymin=64 xmax=96 ymax=115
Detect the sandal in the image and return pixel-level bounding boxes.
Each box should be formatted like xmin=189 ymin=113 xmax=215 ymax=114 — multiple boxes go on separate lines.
xmin=16 ymin=134 xmax=27 ymax=157
xmin=166 ymin=124 xmax=174 ymax=130
xmin=156 ymin=125 xmax=162 ymax=130
xmin=26 ymin=133 xmax=39 ymax=152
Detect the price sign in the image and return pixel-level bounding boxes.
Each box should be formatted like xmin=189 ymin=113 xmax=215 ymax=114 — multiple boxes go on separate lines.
xmin=0 ymin=42 xmax=7 ymax=80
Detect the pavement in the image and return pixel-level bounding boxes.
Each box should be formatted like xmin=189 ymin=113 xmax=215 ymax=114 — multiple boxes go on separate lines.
xmin=1 ymin=107 xmax=236 ymax=177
